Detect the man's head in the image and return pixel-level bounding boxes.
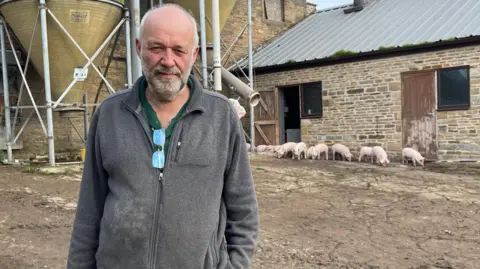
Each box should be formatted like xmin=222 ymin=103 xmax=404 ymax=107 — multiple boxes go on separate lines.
xmin=136 ymin=4 xmax=199 ymax=102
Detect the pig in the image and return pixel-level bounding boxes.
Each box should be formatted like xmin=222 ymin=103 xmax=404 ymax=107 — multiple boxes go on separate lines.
xmin=332 ymin=143 xmax=352 ymax=162
xmin=372 ymin=146 xmax=390 ymax=167
xmin=306 ymin=147 xmax=315 ymax=159
xmin=293 ymin=142 xmax=308 ymax=160
xmin=358 ymin=146 xmax=373 ymax=163
xmin=312 ymin=143 xmax=329 ymax=160
xmin=276 ymin=142 xmax=297 ymax=159
xmin=402 ymin=147 xmax=425 ymax=168
xmin=228 ymin=98 xmax=246 ymax=119
xmin=272 ymin=145 xmax=281 ymax=152
xmin=256 ymin=145 xmax=268 ymax=152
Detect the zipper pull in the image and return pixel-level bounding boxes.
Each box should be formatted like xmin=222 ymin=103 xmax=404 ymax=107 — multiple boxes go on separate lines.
xmin=159 ymin=172 xmax=164 ymax=181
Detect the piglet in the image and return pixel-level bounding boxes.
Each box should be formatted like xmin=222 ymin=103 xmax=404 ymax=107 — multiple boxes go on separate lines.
xmin=402 ymin=147 xmax=425 ymax=168
xmin=276 ymin=142 xmax=297 ymax=159
xmin=313 ymin=143 xmax=329 ymax=160
xmin=372 ymin=146 xmax=390 ymax=167
xmin=293 ymin=142 xmax=308 ymax=160
xmin=306 ymin=147 xmax=315 ymax=159
xmin=358 ymin=146 xmax=373 ymax=163
xmin=228 ymin=98 xmax=246 ymax=119
xmin=332 ymin=143 xmax=352 ymax=162
xmin=256 ymin=145 xmax=268 ymax=152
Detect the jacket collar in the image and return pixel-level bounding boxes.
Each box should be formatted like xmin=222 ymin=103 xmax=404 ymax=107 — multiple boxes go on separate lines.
xmin=121 ymin=74 xmax=206 ymax=115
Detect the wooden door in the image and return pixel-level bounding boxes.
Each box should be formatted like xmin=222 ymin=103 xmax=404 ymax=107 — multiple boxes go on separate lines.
xmin=253 ymin=88 xmax=279 ymax=146
xmin=401 ymin=71 xmax=437 ymax=160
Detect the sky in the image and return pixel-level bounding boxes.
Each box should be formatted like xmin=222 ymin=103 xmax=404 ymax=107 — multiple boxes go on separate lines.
xmin=310 ymin=0 xmax=353 ymax=9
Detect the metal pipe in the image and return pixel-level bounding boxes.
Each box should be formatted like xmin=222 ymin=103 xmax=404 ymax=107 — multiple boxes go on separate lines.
xmin=130 ymin=0 xmax=142 ymax=81
xmin=248 ymin=0 xmax=255 ymax=150
xmin=3 ymin=24 xmax=47 ymax=136
xmin=83 ymin=92 xmax=88 ymax=144
xmin=205 ymin=16 xmax=250 ymax=81
xmin=212 ymin=0 xmax=221 ymax=92
xmin=12 ymin=9 xmax=39 ymax=138
xmin=199 ymin=0 xmax=208 ymax=89
xmin=0 ymin=17 xmax=12 ymax=162
xmin=39 ymin=0 xmax=55 ymax=166
xmin=220 ymin=67 xmax=260 ymax=107
xmin=10 ymin=105 xmax=48 ymax=109
xmin=125 ymin=9 xmax=133 ymax=88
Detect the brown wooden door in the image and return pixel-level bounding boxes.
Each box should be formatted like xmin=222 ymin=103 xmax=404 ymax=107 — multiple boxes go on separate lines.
xmin=401 ymin=71 xmax=437 ymax=160
xmin=254 ymin=88 xmax=280 ymax=146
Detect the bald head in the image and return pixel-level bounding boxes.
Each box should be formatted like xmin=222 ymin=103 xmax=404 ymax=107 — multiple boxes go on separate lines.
xmin=139 ymin=4 xmax=199 ymax=49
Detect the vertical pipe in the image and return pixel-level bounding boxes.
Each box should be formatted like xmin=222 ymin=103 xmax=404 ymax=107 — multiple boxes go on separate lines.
xmin=130 ymin=0 xmax=142 ymax=81
xmin=199 ymin=0 xmax=209 ymax=89
xmin=83 ymin=92 xmax=88 ymax=144
xmin=212 ymin=0 xmax=221 ymax=92
xmin=248 ymin=0 xmax=255 ymax=150
xmin=125 ymin=9 xmax=133 ymax=87
xmin=39 ymin=0 xmax=55 ymax=166
xmin=0 ymin=17 xmax=12 ymax=162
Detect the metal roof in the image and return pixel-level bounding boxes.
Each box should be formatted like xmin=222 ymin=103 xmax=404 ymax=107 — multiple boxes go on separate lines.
xmin=234 ymin=0 xmax=480 ymax=70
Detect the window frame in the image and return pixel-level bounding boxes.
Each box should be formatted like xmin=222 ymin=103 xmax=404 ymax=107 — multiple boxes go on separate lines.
xmin=263 ymin=0 xmax=285 ymax=22
xmin=436 ymin=65 xmax=471 ymax=111
xmin=299 ymin=81 xmax=323 ymax=119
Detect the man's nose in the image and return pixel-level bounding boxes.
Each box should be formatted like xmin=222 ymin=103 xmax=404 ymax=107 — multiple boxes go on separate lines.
xmin=160 ymin=49 xmax=175 ymax=68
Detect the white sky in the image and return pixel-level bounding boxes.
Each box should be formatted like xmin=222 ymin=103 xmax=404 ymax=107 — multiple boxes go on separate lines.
xmin=310 ymin=0 xmax=353 ymax=9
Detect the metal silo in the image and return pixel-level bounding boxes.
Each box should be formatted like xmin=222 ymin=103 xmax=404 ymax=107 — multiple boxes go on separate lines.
xmin=0 ymin=0 xmax=124 ymax=116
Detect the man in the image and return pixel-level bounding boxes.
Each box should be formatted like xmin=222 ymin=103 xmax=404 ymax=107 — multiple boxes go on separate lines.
xmin=66 ymin=4 xmax=259 ymax=269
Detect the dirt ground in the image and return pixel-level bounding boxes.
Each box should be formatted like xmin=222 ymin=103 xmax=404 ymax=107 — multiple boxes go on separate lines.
xmin=1 ymin=154 xmax=479 ymax=269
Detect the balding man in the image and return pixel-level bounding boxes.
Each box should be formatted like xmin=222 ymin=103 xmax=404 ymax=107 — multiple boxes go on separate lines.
xmin=66 ymin=4 xmax=259 ymax=269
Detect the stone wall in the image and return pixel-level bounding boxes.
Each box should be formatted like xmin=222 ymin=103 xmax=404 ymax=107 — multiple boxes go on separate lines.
xmin=214 ymin=0 xmax=315 ymax=69
xmin=247 ymin=44 xmax=480 ymax=161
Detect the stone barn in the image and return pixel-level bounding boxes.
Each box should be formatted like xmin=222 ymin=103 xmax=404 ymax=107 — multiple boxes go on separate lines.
xmin=233 ymin=0 xmax=480 ymax=161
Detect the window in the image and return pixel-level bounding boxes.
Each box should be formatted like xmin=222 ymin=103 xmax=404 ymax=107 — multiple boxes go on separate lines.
xmin=300 ymin=82 xmax=322 ymax=118
xmin=264 ymin=0 xmax=284 ymax=22
xmin=437 ymin=66 xmax=470 ymax=111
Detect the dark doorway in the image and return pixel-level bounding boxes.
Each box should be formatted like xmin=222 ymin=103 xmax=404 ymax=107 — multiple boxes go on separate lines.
xmin=278 ymin=86 xmax=301 ymax=144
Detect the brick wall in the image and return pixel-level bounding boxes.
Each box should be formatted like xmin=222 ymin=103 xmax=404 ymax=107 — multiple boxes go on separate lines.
xmin=247 ymin=44 xmax=480 ymax=161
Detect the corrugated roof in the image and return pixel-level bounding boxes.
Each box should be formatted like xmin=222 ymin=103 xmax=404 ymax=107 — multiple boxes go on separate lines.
xmin=234 ymin=0 xmax=480 ymax=70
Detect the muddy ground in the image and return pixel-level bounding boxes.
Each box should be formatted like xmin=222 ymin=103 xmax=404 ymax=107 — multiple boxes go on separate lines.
xmin=1 ymin=154 xmax=479 ymax=269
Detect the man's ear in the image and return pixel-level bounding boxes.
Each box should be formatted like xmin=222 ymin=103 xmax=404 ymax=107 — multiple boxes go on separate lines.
xmin=192 ymin=45 xmax=199 ymax=62
xmin=135 ymin=38 xmax=142 ymax=57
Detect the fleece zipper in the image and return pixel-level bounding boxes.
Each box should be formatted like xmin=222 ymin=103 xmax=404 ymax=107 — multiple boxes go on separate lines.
xmin=125 ymin=101 xmax=199 ymax=269
xmin=123 ymin=104 xmax=163 ymax=269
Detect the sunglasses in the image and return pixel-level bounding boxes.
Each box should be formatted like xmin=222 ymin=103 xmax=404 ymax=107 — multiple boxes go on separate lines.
xmin=152 ymin=129 xmax=166 ymax=169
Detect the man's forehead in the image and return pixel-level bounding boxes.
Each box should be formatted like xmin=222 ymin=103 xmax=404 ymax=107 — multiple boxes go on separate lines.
xmin=143 ymin=34 xmax=190 ymax=48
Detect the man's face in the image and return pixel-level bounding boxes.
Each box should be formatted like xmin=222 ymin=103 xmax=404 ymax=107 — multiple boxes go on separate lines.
xmin=136 ymin=10 xmax=199 ymax=101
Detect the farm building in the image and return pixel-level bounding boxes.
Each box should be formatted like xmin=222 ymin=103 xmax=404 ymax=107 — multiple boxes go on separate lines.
xmin=233 ymin=0 xmax=480 ymax=161
xmin=0 ymin=0 xmax=316 ymax=160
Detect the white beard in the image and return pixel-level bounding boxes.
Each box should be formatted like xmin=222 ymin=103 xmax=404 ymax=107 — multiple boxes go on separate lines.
xmin=141 ymin=56 xmax=193 ymax=102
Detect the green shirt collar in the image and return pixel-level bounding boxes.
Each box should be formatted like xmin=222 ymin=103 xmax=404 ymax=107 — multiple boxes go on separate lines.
xmin=139 ymin=76 xmax=193 ymax=130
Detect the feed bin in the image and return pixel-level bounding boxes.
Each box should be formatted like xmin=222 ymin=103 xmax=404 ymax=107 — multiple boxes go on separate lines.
xmin=0 ymin=0 xmax=124 ymax=117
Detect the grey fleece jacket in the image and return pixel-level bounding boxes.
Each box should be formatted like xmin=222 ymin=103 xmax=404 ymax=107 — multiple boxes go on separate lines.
xmin=66 ymin=75 xmax=259 ymax=269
